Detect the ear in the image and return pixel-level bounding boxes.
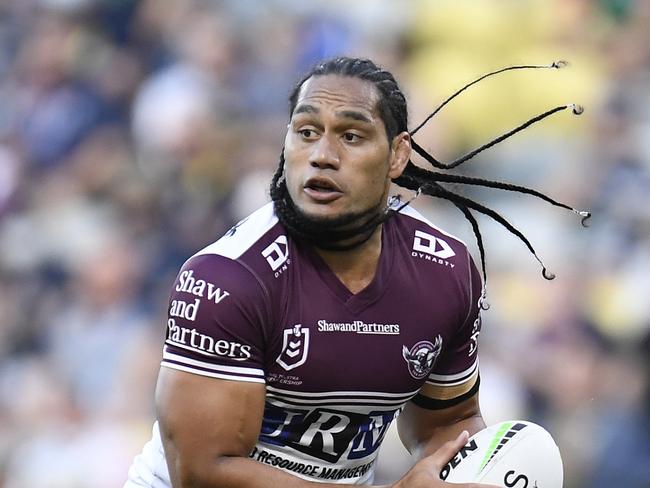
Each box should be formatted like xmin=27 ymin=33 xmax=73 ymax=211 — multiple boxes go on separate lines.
xmin=388 ymin=131 xmax=411 ymax=179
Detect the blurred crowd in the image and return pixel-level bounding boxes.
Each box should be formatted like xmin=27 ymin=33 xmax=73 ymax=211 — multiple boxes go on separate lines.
xmin=0 ymin=0 xmax=648 ymax=487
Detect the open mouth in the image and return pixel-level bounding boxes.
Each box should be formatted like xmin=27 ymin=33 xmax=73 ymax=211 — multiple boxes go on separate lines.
xmin=304 ymin=177 xmax=343 ymax=201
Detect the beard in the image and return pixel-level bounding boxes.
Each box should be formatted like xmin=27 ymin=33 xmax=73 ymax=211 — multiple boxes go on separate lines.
xmin=272 ymin=182 xmax=391 ymax=251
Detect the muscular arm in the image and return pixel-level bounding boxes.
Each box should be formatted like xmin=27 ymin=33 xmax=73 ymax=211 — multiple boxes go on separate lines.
xmin=391 ymin=392 xmax=501 ymax=488
xmin=157 ymin=368 xmax=373 ymax=488
xmin=396 ymin=251 xmax=488 ymax=460
xmin=397 ymin=392 xmax=485 ymax=460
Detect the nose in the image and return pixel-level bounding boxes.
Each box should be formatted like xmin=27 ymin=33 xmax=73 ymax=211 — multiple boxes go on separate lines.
xmin=310 ymin=134 xmax=340 ymax=170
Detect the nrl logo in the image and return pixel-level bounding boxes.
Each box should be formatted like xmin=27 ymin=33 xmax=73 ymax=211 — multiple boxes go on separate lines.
xmin=276 ymin=324 xmax=310 ymax=371
xmin=402 ymin=335 xmax=443 ymax=379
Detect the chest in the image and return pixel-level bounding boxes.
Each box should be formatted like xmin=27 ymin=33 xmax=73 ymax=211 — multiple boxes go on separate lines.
xmin=263 ymin=260 xmax=464 ymax=394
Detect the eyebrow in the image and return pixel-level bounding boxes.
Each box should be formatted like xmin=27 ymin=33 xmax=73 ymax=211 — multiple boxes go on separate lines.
xmin=294 ymin=104 xmax=319 ymax=115
xmin=293 ymin=104 xmax=372 ymax=124
xmin=337 ymin=110 xmax=372 ymax=124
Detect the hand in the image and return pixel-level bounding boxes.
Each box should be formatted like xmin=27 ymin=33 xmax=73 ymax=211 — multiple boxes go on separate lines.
xmin=392 ymin=430 xmax=502 ymax=488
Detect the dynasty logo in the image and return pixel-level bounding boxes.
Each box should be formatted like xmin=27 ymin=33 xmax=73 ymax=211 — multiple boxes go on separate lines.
xmin=262 ymin=235 xmax=290 ymax=273
xmin=411 ymin=230 xmax=456 ymax=268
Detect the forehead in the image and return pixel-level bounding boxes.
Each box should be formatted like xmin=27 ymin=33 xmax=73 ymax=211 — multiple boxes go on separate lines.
xmin=293 ymin=74 xmax=380 ymax=117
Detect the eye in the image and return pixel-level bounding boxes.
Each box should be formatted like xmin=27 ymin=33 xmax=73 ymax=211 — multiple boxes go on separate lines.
xmin=343 ymin=132 xmax=361 ymax=142
xmin=298 ymin=129 xmax=317 ymax=139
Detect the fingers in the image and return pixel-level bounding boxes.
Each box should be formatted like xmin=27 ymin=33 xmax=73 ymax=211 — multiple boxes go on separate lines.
xmin=429 ymin=430 xmax=470 ymax=471
xmin=427 ymin=432 xmax=503 ymax=487
xmin=400 ymin=431 xmax=503 ymax=488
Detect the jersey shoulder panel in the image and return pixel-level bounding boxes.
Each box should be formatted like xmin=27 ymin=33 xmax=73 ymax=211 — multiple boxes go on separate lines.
xmin=163 ymin=252 xmax=271 ymax=383
xmin=194 ymin=202 xmax=279 ymax=260
xmin=395 ymin=205 xmax=475 ymax=285
xmin=163 ymin=201 xmax=285 ymax=384
xmin=192 ymin=202 xmax=292 ymax=290
xmin=397 ymin=205 xmax=468 ymax=249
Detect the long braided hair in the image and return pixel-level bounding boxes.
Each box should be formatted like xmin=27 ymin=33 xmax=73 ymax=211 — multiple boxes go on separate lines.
xmin=270 ymin=57 xmax=589 ymax=285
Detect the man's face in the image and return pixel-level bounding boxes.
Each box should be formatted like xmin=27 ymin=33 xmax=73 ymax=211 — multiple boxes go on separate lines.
xmin=284 ymin=74 xmax=410 ymax=222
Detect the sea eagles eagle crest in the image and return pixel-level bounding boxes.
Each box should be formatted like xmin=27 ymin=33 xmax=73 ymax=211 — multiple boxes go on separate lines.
xmin=402 ymin=335 xmax=443 ymax=379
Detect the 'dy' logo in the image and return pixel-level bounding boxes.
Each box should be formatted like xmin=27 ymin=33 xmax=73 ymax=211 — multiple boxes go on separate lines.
xmin=413 ymin=230 xmax=455 ymax=259
xmin=262 ymin=235 xmax=289 ymax=271
xmin=402 ymin=335 xmax=443 ymax=379
xmin=276 ymin=324 xmax=310 ymax=371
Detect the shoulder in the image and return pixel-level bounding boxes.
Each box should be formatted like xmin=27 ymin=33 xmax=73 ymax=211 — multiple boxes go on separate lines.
xmin=176 ymin=202 xmax=292 ymax=301
xmin=391 ymin=205 xmax=482 ymax=312
xmin=194 ymin=202 xmax=280 ymax=261
xmin=394 ymin=205 xmax=472 ymax=269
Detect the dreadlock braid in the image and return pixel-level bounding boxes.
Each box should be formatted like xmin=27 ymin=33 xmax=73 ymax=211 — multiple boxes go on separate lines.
xmin=409 ymin=60 xmax=570 ymax=136
xmin=424 ymin=181 xmax=556 ymax=280
xmin=400 ymin=161 xmax=591 ymax=224
xmin=271 ymin=56 xmax=590 ymax=282
xmin=410 ymin=104 xmax=583 ymax=170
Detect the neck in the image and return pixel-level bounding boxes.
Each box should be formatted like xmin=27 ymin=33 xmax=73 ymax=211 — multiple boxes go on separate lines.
xmin=314 ymin=226 xmax=383 ymax=295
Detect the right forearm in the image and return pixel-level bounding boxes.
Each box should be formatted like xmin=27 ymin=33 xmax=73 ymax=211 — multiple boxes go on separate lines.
xmin=172 ymin=456 xmax=391 ymax=488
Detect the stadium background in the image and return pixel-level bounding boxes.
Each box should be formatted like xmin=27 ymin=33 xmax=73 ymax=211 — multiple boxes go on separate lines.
xmin=0 ymin=0 xmax=648 ymax=486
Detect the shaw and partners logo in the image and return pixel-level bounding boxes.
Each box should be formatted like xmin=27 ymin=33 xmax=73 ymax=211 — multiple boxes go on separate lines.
xmin=166 ymin=319 xmax=252 ymax=360
xmin=262 ymin=235 xmax=290 ymax=277
xmin=276 ymin=324 xmax=310 ymax=371
xmin=412 ymin=230 xmax=456 ymax=268
xmin=402 ymin=335 xmax=443 ymax=379
xmin=317 ymin=320 xmax=400 ymax=335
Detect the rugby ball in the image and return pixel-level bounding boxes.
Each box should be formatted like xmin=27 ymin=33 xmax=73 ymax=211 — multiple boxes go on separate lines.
xmin=441 ymin=421 xmax=563 ymax=487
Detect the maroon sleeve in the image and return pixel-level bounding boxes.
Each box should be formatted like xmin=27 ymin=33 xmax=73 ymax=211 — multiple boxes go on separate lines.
xmin=161 ymin=253 xmax=270 ymax=384
xmin=416 ymin=252 xmax=483 ymax=407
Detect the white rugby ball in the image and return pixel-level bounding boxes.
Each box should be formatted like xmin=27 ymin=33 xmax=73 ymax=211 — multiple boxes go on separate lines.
xmin=441 ymin=420 xmax=563 ymax=487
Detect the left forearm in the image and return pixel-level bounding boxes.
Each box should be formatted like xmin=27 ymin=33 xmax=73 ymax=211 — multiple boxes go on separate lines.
xmin=415 ymin=414 xmax=485 ymax=459
xmin=396 ymin=394 xmax=486 ymax=460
